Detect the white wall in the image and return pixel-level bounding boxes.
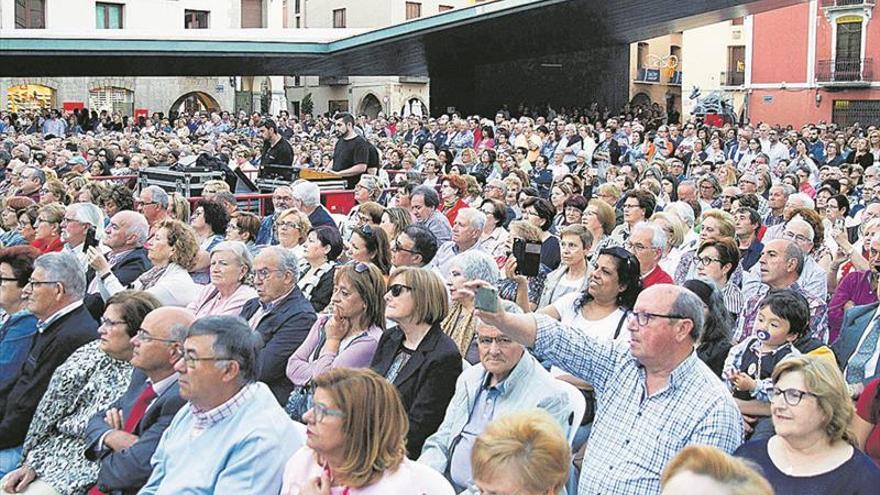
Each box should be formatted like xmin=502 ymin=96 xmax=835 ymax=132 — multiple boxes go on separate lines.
xmin=681 ymin=19 xmax=750 ymax=117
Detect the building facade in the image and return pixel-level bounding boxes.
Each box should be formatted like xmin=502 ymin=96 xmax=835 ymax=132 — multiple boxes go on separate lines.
xmin=628 ymin=33 xmax=683 ymax=121
xmin=284 ymin=0 xmax=471 ymax=118
xmin=747 ymin=0 xmax=880 ymax=127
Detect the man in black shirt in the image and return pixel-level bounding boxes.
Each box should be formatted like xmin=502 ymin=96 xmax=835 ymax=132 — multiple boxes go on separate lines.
xmin=259 ymin=119 xmax=294 ymax=166
xmin=328 ymin=112 xmax=370 ymax=189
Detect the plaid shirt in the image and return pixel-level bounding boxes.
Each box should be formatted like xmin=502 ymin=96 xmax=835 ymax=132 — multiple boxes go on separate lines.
xmin=190 ymin=382 xmax=257 ymax=437
xmin=533 ymin=315 xmax=743 ymax=495
xmin=735 ymin=283 xmax=828 ymax=344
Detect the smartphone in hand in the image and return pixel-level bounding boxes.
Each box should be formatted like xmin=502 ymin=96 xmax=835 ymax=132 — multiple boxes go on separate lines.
xmin=474 ymin=286 xmax=499 ymax=313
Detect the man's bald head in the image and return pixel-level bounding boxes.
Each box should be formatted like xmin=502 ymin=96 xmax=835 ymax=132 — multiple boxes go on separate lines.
xmin=131 ymin=307 xmax=196 ymax=378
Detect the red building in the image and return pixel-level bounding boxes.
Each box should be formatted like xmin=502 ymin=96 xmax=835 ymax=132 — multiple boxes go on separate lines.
xmin=748 ymin=0 xmax=880 ymax=127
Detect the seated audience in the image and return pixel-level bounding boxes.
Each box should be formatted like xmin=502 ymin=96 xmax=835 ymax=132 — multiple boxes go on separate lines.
xmin=296 ymin=226 xmax=344 ymax=313
xmin=660 ymin=445 xmax=772 ymax=495
xmin=391 ymin=224 xmax=438 ymax=269
xmin=186 ymin=241 xmax=257 ymax=318
xmin=0 ymin=247 xmax=39 ymax=393
xmin=441 ymin=250 xmax=502 ymax=362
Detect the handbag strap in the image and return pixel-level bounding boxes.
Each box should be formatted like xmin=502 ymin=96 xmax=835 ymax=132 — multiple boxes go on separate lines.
xmin=613 ymin=311 xmax=627 ymax=340
xmin=311 ymin=320 xmax=328 ymax=362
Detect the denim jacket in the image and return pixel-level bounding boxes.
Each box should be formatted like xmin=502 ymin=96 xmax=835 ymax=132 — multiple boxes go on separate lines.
xmin=0 ymin=310 xmax=39 ymax=393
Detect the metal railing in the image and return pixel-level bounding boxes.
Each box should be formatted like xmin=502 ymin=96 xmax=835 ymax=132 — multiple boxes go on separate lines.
xmin=816 ymin=58 xmax=874 ymax=83
xmin=821 ymin=0 xmax=875 ymax=7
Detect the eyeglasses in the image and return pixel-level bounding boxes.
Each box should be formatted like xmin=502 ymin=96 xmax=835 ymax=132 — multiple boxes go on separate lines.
xmin=768 ymin=387 xmax=818 ymax=406
xmin=276 ymin=221 xmax=299 ymax=230
xmin=387 ymin=283 xmax=413 ymax=297
xmin=782 ymin=231 xmax=812 ymax=244
xmin=101 ymin=317 xmax=127 ymax=328
xmin=696 ymin=256 xmax=722 ymax=267
xmin=254 ymin=268 xmax=285 ymax=279
xmin=25 ymin=280 xmax=61 ymax=288
xmin=173 ymin=349 xmax=232 ymax=368
xmin=307 ymin=401 xmax=345 ymax=423
xmin=477 ymin=335 xmax=514 ymax=346
xmin=391 ymin=241 xmax=419 ymax=255
xmin=138 ymin=201 xmax=158 ymax=208
xmin=622 ymin=203 xmax=641 ymax=210
xmin=136 ymin=328 xmax=178 ymax=344
xmin=0 ymin=277 xmax=19 ymax=284
xmin=628 ymin=311 xmax=690 ymax=327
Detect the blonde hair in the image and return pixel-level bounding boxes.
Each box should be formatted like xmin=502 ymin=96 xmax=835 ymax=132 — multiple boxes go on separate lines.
xmin=388 ymin=266 xmax=448 ymax=325
xmin=661 ymin=445 xmax=773 ymax=495
xmin=276 ymin=208 xmax=312 ymax=239
xmin=471 ymin=410 xmax=570 ymax=493
xmin=651 ymin=211 xmax=686 ymax=248
xmin=588 ymin=199 xmax=616 ymax=235
xmin=772 ymin=355 xmax=854 ymax=443
xmin=312 ymin=368 xmax=408 ymax=488
xmin=203 ymin=179 xmax=230 ymax=193
xmin=701 ymin=209 xmax=736 ymax=238
xmin=509 ymin=220 xmax=542 ymax=242
xmin=157 ymin=219 xmax=199 ymax=270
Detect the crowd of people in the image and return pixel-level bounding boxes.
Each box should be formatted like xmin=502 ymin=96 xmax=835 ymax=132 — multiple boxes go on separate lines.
xmin=1 ymin=103 xmax=880 ymax=494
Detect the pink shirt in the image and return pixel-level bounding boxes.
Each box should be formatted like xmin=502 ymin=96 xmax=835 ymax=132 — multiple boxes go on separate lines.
xmin=186 ymin=283 xmax=258 ymax=319
xmin=280 ymin=447 xmax=454 ymax=495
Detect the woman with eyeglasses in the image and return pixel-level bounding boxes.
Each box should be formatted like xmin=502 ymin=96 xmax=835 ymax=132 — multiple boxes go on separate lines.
xmin=735 ymin=356 xmax=880 ymax=492
xmin=275 ymin=208 xmax=312 ymax=262
xmin=224 ymin=211 xmax=261 ymax=256
xmin=30 ymin=203 xmax=65 ymax=254
xmin=371 ymin=267 xmax=461 ymax=458
xmin=39 ymin=179 xmax=69 ymax=206
xmin=694 ymin=238 xmax=744 ymax=323
xmin=285 ymin=263 xmax=385 ymax=420
xmin=99 ymin=219 xmax=200 ymax=307
xmin=0 ymin=247 xmax=40 ymax=393
xmin=0 ymin=291 xmax=160 ymax=495
xmin=280 ymin=368 xmax=454 ymax=494
xmin=185 ymin=241 xmax=257 ymax=319
xmin=347 ymin=224 xmax=391 ymax=277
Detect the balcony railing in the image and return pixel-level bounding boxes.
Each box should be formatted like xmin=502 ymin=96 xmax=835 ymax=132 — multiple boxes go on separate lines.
xmin=669 ymin=70 xmax=682 ymax=85
xmin=816 ymin=58 xmax=874 ymax=84
xmin=821 ymin=0 xmax=875 ymax=7
xmin=634 ymin=67 xmax=661 ymax=83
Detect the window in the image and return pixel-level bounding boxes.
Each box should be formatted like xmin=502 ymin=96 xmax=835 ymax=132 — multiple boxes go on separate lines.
xmin=832 ymin=99 xmax=880 ymax=128
xmin=329 ymin=100 xmax=349 ymax=114
xmin=295 ymin=0 xmax=301 ymax=14
xmin=241 ymin=0 xmax=264 ymax=28
xmin=333 ymin=8 xmax=346 ymax=28
xmin=835 ymin=17 xmax=863 ymax=80
xmin=637 ymin=42 xmax=649 ymax=69
xmin=295 ymin=16 xmax=301 ymax=28
xmin=726 ymin=46 xmax=746 ymax=85
xmin=439 ymin=5 xmax=454 ymax=12
xmin=15 ymin=0 xmax=45 ymax=29
xmin=96 ymin=2 xmax=123 ymax=29
xmin=185 ymin=10 xmax=209 ymax=29
xmin=731 ymin=17 xmax=744 ymax=26
xmin=406 ymin=2 xmax=422 ymax=19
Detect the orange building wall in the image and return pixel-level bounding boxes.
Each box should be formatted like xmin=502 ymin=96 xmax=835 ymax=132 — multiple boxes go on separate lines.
xmin=751 ymin=3 xmax=810 ymax=84
xmin=749 ymin=87 xmax=880 ymax=128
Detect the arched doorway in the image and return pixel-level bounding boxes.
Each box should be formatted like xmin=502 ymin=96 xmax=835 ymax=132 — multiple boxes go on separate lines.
xmin=358 ymin=93 xmax=383 ymax=119
xmin=169 ymin=91 xmax=220 ymax=117
xmin=401 ymin=97 xmax=427 ymax=118
xmin=259 ymin=77 xmax=271 ymax=115
xmin=7 ymin=84 xmax=55 ymax=112
xmin=631 ymin=92 xmax=652 ymax=107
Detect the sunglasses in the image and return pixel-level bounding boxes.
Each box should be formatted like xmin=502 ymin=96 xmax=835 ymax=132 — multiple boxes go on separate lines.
xmin=387 ymin=283 xmax=413 ymax=297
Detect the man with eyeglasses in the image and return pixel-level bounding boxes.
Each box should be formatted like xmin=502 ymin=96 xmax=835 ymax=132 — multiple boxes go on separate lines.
xmin=138 ymin=315 xmax=304 ymax=494
xmin=62 ymin=202 xmax=105 ymax=273
xmin=0 ymin=252 xmax=97 ymax=478
xmin=137 ymin=186 xmax=169 ymax=236
xmin=474 ymin=283 xmax=742 ymax=494
xmin=737 ymin=173 xmax=769 ymax=218
xmin=391 ymin=224 xmax=438 ymax=269
xmin=628 ymin=222 xmax=673 ymax=289
xmin=419 ymin=302 xmax=570 ymax=492
xmin=256 ymin=185 xmax=295 ymax=246
xmin=239 ymin=247 xmax=317 ymax=404
xmin=84 ymin=307 xmax=194 ymax=494
xmin=411 ymin=185 xmax=453 ymax=244
xmin=737 ymin=239 xmax=828 ymax=344
xmin=15 ymin=166 xmax=44 ymax=203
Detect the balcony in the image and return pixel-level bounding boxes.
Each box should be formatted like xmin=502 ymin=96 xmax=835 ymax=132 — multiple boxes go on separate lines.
xmin=722 ymin=70 xmax=745 ymax=86
xmin=816 ymin=58 xmax=874 ymax=86
xmin=669 ymin=70 xmax=682 ymax=85
xmin=634 ymin=67 xmax=661 ymax=84
xmin=821 ymin=0 xmax=875 ymax=7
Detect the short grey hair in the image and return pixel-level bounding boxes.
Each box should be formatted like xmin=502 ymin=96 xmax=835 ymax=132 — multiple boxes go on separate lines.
xmin=788 ymin=193 xmax=815 ymax=210
xmin=781 ymin=239 xmax=806 ymax=276
xmin=144 ymin=186 xmax=170 ymax=209
xmin=665 ymin=201 xmax=695 ymax=228
xmin=262 ymin=245 xmax=300 ymax=281
xmin=632 ymin=221 xmax=667 ymax=250
xmin=291 ymin=180 xmax=321 ymax=207
xmin=211 ymin=241 xmax=253 ymax=280
xmin=458 ymin=208 xmax=487 ymax=232
xmin=69 ymin=202 xmax=106 ymax=241
xmin=452 ymin=250 xmax=501 ymax=285
xmin=671 ymin=287 xmax=706 ymax=341
xmin=118 ymin=211 xmax=149 ymax=245
xmin=24 ymin=166 xmax=45 ymax=185
xmin=186 ymin=315 xmax=262 ymax=385
xmin=35 ymin=251 xmax=86 ymax=299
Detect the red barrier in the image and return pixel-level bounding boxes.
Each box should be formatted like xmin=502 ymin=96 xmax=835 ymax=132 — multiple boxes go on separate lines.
xmin=183 ymin=189 xmax=364 ymax=217
xmin=90 ymin=175 xmax=138 ymax=181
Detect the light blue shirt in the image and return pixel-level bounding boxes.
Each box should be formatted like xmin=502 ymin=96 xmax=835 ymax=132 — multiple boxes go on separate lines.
xmin=139 ymin=382 xmax=304 ymax=495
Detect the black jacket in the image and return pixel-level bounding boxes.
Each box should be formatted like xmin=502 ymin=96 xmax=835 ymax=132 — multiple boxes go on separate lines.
xmin=0 ymin=303 xmax=98 ymax=449
xmin=84 ymin=369 xmax=186 ymax=495
xmin=239 ymin=287 xmax=317 ymax=404
xmin=85 ymin=247 xmax=152 ymax=320
xmin=370 ymin=323 xmax=462 ymax=458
